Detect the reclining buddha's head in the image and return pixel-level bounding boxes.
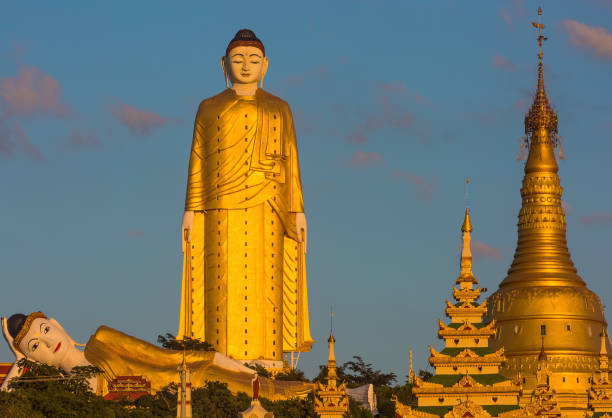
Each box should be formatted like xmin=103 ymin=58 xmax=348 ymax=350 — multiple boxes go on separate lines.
xmin=7 ymin=312 xmax=75 ymax=366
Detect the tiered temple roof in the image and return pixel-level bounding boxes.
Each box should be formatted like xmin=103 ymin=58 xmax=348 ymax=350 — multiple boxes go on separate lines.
xmin=410 ymin=181 xmax=521 ymax=416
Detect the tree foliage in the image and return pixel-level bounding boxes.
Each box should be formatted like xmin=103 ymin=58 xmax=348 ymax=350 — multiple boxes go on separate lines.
xmin=343 ymin=356 xmax=397 ymax=387
xmin=243 ymin=363 xmax=273 ymax=378
xmin=274 ymin=367 xmax=310 ymax=382
xmin=2 ymin=360 xmax=128 ymax=417
xmin=418 ymin=369 xmax=434 ymax=381
xmin=156 ymin=333 xmax=215 ymax=351
xmin=0 ymin=359 xmax=373 ymax=417
xmin=260 ymin=392 xmax=316 ymax=417
xmin=375 ymin=383 xmax=417 ymax=417
xmin=0 ymin=353 xmax=411 ymax=416
xmin=315 ymin=355 xmax=396 ymax=388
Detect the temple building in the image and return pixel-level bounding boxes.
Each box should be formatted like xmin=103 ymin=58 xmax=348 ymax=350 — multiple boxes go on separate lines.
xmin=589 ymin=330 xmax=612 ymax=415
xmin=314 ymin=327 xmax=349 ymax=418
xmin=485 ymin=8 xmax=612 ymax=416
xmin=408 ymin=184 xmax=521 ymax=416
xmin=0 ymin=362 xmax=13 ymax=387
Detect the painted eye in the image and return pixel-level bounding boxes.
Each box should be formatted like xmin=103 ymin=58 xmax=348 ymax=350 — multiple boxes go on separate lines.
xmin=43 ymin=326 xmax=50 ymax=334
xmin=31 ymin=342 xmax=39 ymax=352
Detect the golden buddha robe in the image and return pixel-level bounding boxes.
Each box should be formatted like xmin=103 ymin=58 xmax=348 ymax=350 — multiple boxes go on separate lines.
xmin=178 ymin=89 xmax=313 ymax=363
xmin=85 ymin=326 xmax=314 ymax=399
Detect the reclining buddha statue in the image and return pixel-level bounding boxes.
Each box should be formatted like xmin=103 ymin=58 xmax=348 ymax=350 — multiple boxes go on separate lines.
xmin=0 ymin=312 xmax=313 ymax=399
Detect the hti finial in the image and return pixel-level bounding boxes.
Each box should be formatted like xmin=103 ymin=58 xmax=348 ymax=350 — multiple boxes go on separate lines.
xmin=524 ymin=7 xmax=558 ymax=141
xmin=531 ymin=7 xmax=547 ymax=63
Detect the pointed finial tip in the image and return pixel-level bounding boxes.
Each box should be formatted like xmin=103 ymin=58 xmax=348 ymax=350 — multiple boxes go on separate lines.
xmin=329 ymin=305 xmax=335 ymax=341
xmin=538 ymin=6 xmax=542 ymax=15
xmin=462 ymin=178 xmax=472 ymax=233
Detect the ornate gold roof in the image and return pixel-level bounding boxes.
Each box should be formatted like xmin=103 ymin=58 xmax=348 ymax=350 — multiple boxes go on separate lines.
xmin=438 ymin=319 xmax=496 ymax=338
xmin=445 ymin=299 xmax=487 ymax=318
xmin=429 ymin=346 xmax=505 ymax=366
xmin=453 ymin=287 xmax=481 ymax=303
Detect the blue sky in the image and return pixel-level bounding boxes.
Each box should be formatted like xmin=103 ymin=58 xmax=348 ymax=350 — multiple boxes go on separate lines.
xmin=1 ymin=1 xmax=612 ymax=380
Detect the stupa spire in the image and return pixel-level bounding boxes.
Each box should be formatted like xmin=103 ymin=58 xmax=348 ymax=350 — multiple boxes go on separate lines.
xmin=458 ymin=179 xmax=475 ymax=284
xmin=461 ymin=178 xmax=472 ymax=234
xmin=501 ymin=7 xmax=583 ymax=288
xmin=327 ymin=307 xmax=337 ymax=382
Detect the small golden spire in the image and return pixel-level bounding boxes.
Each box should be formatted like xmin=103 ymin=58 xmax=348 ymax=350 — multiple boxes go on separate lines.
xmin=327 ymin=307 xmax=337 ymax=382
xmin=601 ymin=328 xmax=609 ymax=356
xmin=458 ymin=179 xmax=475 ymax=284
xmin=600 ymin=327 xmax=610 ymax=373
xmin=538 ymin=335 xmax=547 ymax=363
xmin=461 ymin=178 xmax=472 ymax=233
xmin=408 ymin=347 xmax=414 ymax=384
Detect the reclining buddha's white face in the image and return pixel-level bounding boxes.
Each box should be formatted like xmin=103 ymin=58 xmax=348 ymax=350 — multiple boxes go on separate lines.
xmin=18 ymin=317 xmax=77 ymax=368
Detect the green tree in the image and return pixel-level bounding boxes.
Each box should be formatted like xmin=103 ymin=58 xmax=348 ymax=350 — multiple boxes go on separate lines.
xmin=343 ymin=356 xmax=396 ymax=387
xmin=156 ymin=333 xmax=215 ymax=351
xmin=375 ymin=384 xmax=416 ymax=417
xmin=3 ymin=359 xmax=130 ymax=417
xmin=418 ymin=369 xmax=433 ymax=381
xmin=316 ymin=356 xmax=397 ymax=388
xmin=274 ymin=368 xmax=310 ymax=382
xmin=313 ymin=364 xmax=350 ymax=385
xmin=348 ymin=397 xmax=375 ymax=418
xmin=260 ymin=392 xmax=315 ymax=418
xmin=0 ymin=357 xmax=386 ymax=417
xmin=243 ymin=363 xmax=272 ymax=378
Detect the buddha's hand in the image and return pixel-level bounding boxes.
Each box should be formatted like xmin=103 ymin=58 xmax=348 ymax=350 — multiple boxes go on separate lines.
xmin=295 ymin=212 xmax=307 ymax=253
xmin=181 ymin=210 xmax=195 ymax=252
xmin=1 ymin=317 xmax=24 ymax=361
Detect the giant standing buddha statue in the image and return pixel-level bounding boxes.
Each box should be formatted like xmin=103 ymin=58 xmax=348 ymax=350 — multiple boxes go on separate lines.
xmin=177 ymin=29 xmax=313 ymax=369
xmin=487 ymin=8 xmax=611 ymax=412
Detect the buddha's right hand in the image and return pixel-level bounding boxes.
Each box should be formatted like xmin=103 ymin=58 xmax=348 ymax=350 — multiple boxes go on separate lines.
xmin=1 ymin=317 xmax=24 ymax=361
xmin=181 ymin=210 xmax=195 ymax=252
xmin=1 ymin=317 xmax=25 ymax=391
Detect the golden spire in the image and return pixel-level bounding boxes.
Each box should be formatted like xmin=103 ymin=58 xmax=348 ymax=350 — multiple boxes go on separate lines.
xmin=327 ymin=307 xmax=337 ymax=383
xmin=461 ymin=178 xmax=472 ymax=233
xmin=600 ymin=327 xmax=610 ymax=370
xmin=458 ymin=179 xmax=475 ymax=284
xmin=408 ymin=347 xmax=414 ymax=385
xmin=501 ymin=7 xmax=583 ymax=288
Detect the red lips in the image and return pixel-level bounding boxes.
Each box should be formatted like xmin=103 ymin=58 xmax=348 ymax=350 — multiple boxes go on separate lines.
xmin=54 ymin=342 xmax=61 ymax=353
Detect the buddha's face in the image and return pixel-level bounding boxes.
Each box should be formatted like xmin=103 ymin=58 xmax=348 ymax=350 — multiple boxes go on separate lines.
xmin=223 ymin=46 xmax=268 ymax=85
xmin=18 ymin=317 xmax=73 ymax=366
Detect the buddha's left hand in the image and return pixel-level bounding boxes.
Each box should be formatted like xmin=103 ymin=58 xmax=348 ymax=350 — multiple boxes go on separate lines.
xmin=295 ymin=212 xmax=307 ymax=253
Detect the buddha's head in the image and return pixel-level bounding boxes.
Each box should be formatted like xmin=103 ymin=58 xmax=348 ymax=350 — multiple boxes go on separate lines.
xmin=7 ymin=312 xmax=76 ymax=367
xmin=222 ymin=29 xmax=268 ymax=87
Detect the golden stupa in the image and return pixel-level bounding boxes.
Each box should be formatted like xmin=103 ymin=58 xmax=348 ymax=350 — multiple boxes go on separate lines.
xmin=487 ymin=7 xmax=611 ymax=413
